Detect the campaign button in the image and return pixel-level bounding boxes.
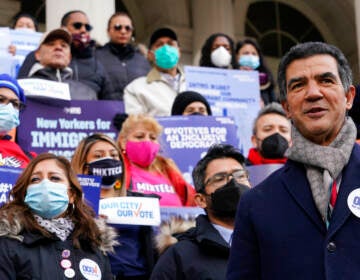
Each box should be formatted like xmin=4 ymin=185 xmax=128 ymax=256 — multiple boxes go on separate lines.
xmin=347 ymin=188 xmax=360 ymax=217
xmin=62 ymin=249 xmax=71 ymax=258
xmin=79 ymin=258 xmax=102 ymax=280
xmin=64 ymin=268 xmax=75 ymax=278
xmin=61 ymin=259 xmax=72 ymax=269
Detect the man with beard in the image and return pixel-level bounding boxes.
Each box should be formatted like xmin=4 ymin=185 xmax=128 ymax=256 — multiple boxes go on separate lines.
xmin=150 ymin=144 xmax=250 ymax=280
xmin=18 ymin=10 xmax=114 ymax=99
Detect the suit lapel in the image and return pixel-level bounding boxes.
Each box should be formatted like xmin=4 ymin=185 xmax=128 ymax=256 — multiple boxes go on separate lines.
xmin=327 ymin=144 xmax=360 ymax=237
xmin=281 ymin=161 xmax=326 ymax=234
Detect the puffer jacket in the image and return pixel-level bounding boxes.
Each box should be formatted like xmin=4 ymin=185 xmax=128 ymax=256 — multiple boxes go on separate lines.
xmin=0 ymin=211 xmax=118 ymax=279
xmin=96 ymin=43 xmax=151 ymax=100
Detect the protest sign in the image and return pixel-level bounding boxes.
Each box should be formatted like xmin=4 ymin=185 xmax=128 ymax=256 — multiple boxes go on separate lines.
xmin=185 ymin=66 xmax=261 ymax=156
xmin=0 ymin=28 xmax=17 ymax=77
xmin=77 ymin=175 xmax=102 ymax=214
xmin=10 ymin=29 xmax=42 ymax=76
xmin=99 ymin=196 xmax=161 ymax=226
xmin=18 ymin=79 xmax=71 ymax=100
xmin=0 ymin=166 xmax=22 ymax=206
xmin=17 ymin=99 xmax=124 ymax=160
xmin=157 ymin=115 xmax=238 ymax=185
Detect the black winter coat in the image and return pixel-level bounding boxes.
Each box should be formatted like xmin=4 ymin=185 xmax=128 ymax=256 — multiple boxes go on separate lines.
xmin=96 ymin=43 xmax=151 ymax=100
xmin=0 ymin=216 xmax=117 ymax=280
xmin=150 ymin=214 xmax=230 ymax=280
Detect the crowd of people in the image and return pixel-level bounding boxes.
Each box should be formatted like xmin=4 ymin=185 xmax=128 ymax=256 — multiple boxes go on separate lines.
xmin=1 ymin=8 xmax=360 ymax=280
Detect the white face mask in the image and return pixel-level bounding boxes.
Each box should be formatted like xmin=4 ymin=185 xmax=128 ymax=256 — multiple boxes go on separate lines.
xmin=210 ymin=46 xmax=232 ymax=68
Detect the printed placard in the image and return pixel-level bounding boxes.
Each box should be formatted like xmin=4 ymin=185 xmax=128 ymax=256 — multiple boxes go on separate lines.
xmin=18 ymin=78 xmax=71 ymax=100
xmin=185 ymin=66 xmax=261 ymax=155
xmin=99 ymin=196 xmax=161 ymax=226
xmin=77 ymin=175 xmax=101 ymax=214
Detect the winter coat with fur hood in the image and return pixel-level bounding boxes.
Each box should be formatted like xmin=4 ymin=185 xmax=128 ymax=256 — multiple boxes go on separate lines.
xmin=0 ymin=212 xmax=118 ymax=280
xmin=150 ymin=214 xmax=230 ymax=280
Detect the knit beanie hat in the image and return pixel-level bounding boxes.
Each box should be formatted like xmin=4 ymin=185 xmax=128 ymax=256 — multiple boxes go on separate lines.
xmin=171 ymin=91 xmax=212 ymax=115
xmin=0 ymin=74 xmax=26 ymax=103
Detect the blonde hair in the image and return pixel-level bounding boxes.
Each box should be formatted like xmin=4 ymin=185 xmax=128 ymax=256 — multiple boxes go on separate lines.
xmin=117 ymin=114 xmax=163 ymax=149
xmin=117 ymin=114 xmax=179 ymax=174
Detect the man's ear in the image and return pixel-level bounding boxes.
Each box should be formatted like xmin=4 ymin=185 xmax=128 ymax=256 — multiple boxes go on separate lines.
xmin=251 ymin=134 xmax=258 ymax=148
xmin=147 ymin=49 xmax=155 ymax=63
xmin=281 ymin=101 xmax=291 ymax=119
xmin=34 ymin=48 xmax=41 ymax=61
xmin=194 ymin=193 xmax=207 ymax=209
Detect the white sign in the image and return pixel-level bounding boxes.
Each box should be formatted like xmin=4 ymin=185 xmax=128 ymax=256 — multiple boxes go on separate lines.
xmin=99 ymin=196 xmax=161 ymax=226
xmin=18 ymin=78 xmax=71 ymax=100
xmin=10 ymin=29 xmax=42 ymax=67
xmin=0 ymin=27 xmax=11 ymax=55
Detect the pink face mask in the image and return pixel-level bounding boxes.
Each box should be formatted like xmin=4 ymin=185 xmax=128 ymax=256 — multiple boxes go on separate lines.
xmin=126 ymin=141 xmax=160 ymax=167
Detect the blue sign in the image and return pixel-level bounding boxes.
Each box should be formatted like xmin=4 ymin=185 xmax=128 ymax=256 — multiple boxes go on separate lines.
xmin=157 ymin=115 xmax=239 ymax=185
xmin=185 ymin=66 xmax=261 ymax=156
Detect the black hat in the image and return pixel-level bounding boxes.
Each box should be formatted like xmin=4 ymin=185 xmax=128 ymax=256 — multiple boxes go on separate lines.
xmin=171 ymin=91 xmax=212 ymax=116
xmin=149 ymin=27 xmax=177 ymax=48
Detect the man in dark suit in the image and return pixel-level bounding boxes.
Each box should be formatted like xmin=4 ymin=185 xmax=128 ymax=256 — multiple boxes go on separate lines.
xmin=227 ymin=42 xmax=359 ymax=280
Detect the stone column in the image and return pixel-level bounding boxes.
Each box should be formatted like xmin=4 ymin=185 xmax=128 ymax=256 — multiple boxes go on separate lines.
xmin=46 ymin=0 xmax=115 ymax=45
xmin=191 ymin=0 xmax=234 ymax=65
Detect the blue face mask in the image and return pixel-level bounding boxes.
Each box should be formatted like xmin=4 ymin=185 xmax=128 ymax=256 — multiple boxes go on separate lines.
xmin=0 ymin=103 xmax=19 ymax=134
xmin=154 ymin=44 xmax=179 ymax=69
xmin=239 ymin=55 xmax=260 ymax=70
xmin=25 ymin=179 xmax=69 ymax=219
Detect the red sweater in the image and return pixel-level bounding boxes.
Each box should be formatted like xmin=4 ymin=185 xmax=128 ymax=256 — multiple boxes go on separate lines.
xmin=0 ymin=139 xmax=31 ymax=168
xmin=247 ymin=148 xmax=287 ymax=165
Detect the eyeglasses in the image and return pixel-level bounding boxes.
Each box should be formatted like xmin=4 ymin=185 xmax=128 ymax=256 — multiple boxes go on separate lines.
xmin=205 ymin=169 xmax=249 ymax=187
xmin=112 ymin=24 xmax=133 ymax=32
xmin=0 ymin=95 xmax=25 ymax=111
xmin=72 ymin=22 xmax=93 ymax=32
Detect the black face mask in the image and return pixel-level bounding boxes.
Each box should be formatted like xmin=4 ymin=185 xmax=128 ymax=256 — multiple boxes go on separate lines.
xmin=87 ymin=158 xmax=123 ymax=189
xmin=260 ymin=132 xmax=289 ymax=159
xmin=209 ymin=179 xmax=250 ymax=218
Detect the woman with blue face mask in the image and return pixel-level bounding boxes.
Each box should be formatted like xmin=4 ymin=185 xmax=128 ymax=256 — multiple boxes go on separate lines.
xmin=0 ymin=153 xmax=117 ymax=279
xmin=72 ymin=133 xmax=158 ymax=280
xmin=236 ymin=38 xmax=278 ymax=106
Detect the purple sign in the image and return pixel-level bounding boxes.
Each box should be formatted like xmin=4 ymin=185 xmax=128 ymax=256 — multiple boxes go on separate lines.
xmin=156 ymin=115 xmax=239 ymax=185
xmin=0 ymin=166 xmax=22 ymax=206
xmin=17 ymin=98 xmax=124 ymax=159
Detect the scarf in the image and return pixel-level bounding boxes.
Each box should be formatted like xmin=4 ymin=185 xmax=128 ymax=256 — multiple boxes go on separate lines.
xmin=247 ymin=148 xmax=287 ymax=165
xmin=34 ymin=215 xmax=74 ymax=241
xmin=286 ymin=117 xmax=356 ymax=220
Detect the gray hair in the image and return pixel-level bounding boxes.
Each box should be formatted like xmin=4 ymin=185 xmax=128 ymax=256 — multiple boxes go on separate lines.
xmin=277 ymin=42 xmax=352 ymax=101
xmin=252 ymin=102 xmax=287 ymax=135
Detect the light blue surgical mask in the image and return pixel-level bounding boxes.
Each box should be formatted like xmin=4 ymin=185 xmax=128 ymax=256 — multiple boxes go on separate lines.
xmin=0 ymin=103 xmax=19 ymax=134
xmin=25 ymin=179 xmax=69 ymax=219
xmin=154 ymin=44 xmax=179 ymax=69
xmin=239 ymin=55 xmax=260 ymax=70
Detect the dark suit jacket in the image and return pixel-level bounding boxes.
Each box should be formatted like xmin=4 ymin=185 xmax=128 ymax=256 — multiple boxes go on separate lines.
xmin=227 ymin=144 xmax=360 ymax=280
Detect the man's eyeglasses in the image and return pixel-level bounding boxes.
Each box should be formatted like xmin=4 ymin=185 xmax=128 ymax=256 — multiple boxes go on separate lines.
xmin=0 ymin=95 xmax=25 ymax=111
xmin=112 ymin=24 xmax=133 ymax=32
xmin=205 ymin=169 xmax=249 ymax=187
xmin=72 ymin=22 xmax=93 ymax=32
